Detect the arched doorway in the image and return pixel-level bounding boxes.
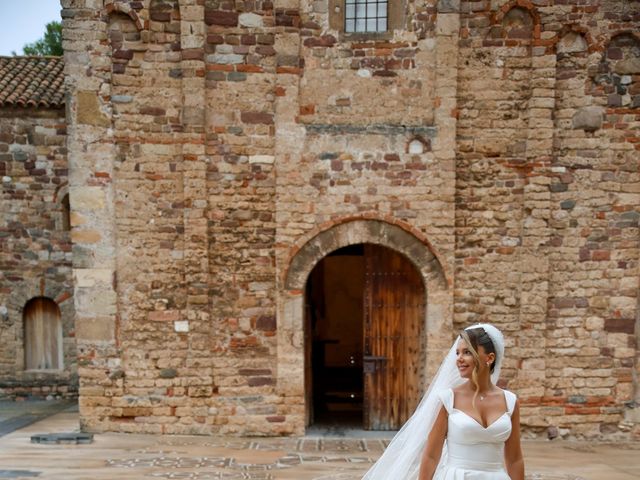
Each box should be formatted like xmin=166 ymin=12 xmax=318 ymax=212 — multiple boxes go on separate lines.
xmin=23 ymin=297 xmax=63 ymax=370
xmin=305 ymin=243 xmax=425 ymax=430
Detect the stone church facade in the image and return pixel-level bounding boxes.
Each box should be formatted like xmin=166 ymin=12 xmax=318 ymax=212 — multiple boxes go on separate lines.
xmin=1 ymin=0 xmax=638 ymax=439
xmin=0 ymin=57 xmax=76 ymax=399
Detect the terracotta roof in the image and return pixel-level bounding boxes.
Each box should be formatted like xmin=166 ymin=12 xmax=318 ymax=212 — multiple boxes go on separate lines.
xmin=0 ymin=56 xmax=65 ymax=108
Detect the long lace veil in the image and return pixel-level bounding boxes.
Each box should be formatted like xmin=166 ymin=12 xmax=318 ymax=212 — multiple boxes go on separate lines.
xmin=361 ymin=323 xmax=505 ymax=480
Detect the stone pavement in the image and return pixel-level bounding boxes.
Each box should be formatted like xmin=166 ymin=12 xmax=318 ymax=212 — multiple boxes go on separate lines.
xmin=0 ymin=399 xmax=76 ymax=438
xmin=0 ymin=408 xmax=637 ymax=480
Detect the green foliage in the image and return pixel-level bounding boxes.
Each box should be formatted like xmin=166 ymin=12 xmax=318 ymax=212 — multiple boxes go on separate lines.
xmin=22 ymin=21 xmax=63 ymax=56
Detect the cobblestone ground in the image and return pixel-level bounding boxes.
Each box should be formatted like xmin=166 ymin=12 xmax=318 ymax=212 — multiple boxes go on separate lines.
xmin=0 ymin=411 xmax=637 ymax=479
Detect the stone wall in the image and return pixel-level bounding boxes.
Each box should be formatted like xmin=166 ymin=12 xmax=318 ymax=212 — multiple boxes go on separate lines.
xmin=454 ymin=0 xmax=640 ymax=438
xmin=61 ymin=0 xmax=639 ymax=438
xmin=0 ymin=107 xmax=76 ymax=399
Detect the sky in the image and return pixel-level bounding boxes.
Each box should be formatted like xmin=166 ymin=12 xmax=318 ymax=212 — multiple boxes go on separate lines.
xmin=0 ymin=1 xmax=62 ymax=56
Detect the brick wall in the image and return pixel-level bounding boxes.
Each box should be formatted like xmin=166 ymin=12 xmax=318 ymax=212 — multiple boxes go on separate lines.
xmin=0 ymin=108 xmax=76 ymax=399
xmin=61 ymin=0 xmax=639 ymax=438
xmin=454 ymin=0 xmax=640 ymax=437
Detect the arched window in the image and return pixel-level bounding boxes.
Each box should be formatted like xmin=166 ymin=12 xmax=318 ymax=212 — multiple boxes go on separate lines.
xmin=23 ymin=297 xmax=63 ymax=370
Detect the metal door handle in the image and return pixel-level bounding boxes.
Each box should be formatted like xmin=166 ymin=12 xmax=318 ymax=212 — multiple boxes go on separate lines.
xmin=363 ymin=355 xmax=387 ymax=373
xmin=363 ymin=355 xmax=387 ymax=361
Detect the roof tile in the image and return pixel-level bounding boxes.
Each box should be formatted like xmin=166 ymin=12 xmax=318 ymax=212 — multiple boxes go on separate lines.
xmin=0 ymin=56 xmax=65 ymax=109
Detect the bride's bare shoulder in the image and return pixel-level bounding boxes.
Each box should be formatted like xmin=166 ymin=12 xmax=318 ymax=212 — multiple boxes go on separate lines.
xmin=452 ymin=383 xmax=471 ymax=395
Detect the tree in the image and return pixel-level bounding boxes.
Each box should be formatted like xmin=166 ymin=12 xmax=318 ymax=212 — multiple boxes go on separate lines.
xmin=22 ymin=21 xmax=63 ymax=56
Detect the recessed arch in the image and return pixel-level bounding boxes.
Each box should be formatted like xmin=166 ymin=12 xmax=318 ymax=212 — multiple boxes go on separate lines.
xmin=54 ymin=183 xmax=71 ymax=232
xmin=407 ymin=136 xmax=431 ymax=154
xmin=104 ymin=1 xmax=144 ymax=31
xmin=23 ymin=297 xmax=63 ymax=370
xmin=603 ymin=31 xmax=640 ymax=64
xmin=489 ymin=1 xmax=541 ymax=43
xmin=284 ymin=217 xmax=448 ymax=291
xmin=557 ymin=31 xmax=589 ymax=55
xmin=277 ymin=218 xmax=453 ymax=434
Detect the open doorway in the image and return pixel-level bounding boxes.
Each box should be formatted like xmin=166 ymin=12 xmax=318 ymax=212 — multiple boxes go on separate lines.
xmin=306 ymin=244 xmax=365 ymax=428
xmin=305 ymin=243 xmax=425 ymax=430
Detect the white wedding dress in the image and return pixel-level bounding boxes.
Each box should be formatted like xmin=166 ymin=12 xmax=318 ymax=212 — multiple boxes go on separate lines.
xmin=361 ymin=325 xmax=512 ymax=480
xmin=433 ymin=388 xmax=517 ymax=480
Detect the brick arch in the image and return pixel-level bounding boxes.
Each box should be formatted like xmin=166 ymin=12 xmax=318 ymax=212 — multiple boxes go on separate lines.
xmin=6 ymin=279 xmax=74 ymax=372
xmin=490 ymin=0 xmax=541 ymax=42
xmin=278 ymin=218 xmax=454 ymax=434
xmin=592 ymin=32 xmax=640 ymax=92
xmin=53 ymin=182 xmax=68 ymax=204
xmin=494 ymin=0 xmax=541 ymax=26
xmin=603 ymin=31 xmax=640 ymax=56
xmin=406 ymin=135 xmax=431 ymax=154
xmin=23 ymin=297 xmax=63 ymax=370
xmin=7 ymin=279 xmax=72 ymax=315
xmin=105 ymin=1 xmax=144 ymax=31
xmin=607 ymin=31 xmax=640 ymax=45
xmin=52 ymin=183 xmax=71 ymax=232
xmin=553 ymin=25 xmax=595 ymax=55
xmin=284 ymin=218 xmax=448 ymax=291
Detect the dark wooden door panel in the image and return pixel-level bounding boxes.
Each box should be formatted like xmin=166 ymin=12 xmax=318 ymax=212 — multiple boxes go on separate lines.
xmin=363 ymin=244 xmax=424 ymax=430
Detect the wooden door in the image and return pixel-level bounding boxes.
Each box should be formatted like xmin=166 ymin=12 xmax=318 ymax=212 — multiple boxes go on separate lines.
xmin=24 ymin=297 xmax=62 ymax=370
xmin=363 ymin=244 xmax=424 ymax=430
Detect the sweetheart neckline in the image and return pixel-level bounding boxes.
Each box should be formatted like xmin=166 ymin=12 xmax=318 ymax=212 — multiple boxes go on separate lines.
xmin=452 ymin=408 xmax=509 ymax=430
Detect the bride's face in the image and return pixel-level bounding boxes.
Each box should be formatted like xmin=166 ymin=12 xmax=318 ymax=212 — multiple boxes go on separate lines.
xmin=456 ymin=338 xmax=494 ymax=378
xmin=455 ymin=338 xmax=476 ymax=378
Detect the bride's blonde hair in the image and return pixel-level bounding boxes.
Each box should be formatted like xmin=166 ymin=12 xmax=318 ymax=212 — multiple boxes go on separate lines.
xmin=460 ymin=327 xmax=497 ymax=412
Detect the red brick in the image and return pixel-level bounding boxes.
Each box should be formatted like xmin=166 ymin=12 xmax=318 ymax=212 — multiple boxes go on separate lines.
xmin=240 ymin=112 xmax=274 ymax=124
xmin=205 ymin=10 xmax=238 ymax=26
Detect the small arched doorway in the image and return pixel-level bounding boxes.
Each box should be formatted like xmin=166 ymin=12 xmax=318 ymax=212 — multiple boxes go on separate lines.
xmin=305 ymin=243 xmax=425 ymax=430
xmin=23 ymin=297 xmax=63 ymax=370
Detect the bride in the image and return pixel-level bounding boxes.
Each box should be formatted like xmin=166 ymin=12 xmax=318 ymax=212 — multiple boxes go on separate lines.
xmin=362 ymin=324 xmax=525 ymax=480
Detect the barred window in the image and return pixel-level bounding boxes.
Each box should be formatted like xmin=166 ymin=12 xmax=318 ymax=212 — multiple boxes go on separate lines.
xmin=345 ymin=0 xmax=388 ymax=33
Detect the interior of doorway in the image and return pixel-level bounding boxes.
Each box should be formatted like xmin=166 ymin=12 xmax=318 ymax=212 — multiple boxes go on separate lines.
xmin=306 ymin=244 xmax=364 ymax=429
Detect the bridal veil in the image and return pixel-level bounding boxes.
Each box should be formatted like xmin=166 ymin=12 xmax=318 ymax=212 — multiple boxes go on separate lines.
xmin=361 ymin=323 xmax=505 ymax=480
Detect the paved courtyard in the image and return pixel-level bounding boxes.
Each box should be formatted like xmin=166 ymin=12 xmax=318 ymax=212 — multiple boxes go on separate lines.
xmin=0 ymin=406 xmax=638 ymax=480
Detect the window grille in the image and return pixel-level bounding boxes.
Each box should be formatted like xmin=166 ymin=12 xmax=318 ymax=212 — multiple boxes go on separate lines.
xmin=345 ymin=0 xmax=388 ymax=33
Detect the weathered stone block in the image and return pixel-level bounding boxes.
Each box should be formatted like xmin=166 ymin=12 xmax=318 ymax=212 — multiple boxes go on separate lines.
xmin=148 ymin=310 xmax=181 ymax=322
xmin=71 ymin=229 xmax=102 ymax=244
xmin=239 ymin=13 xmax=263 ymax=28
xmin=75 ymin=289 xmax=117 ymax=316
xmin=249 ymin=155 xmax=275 ymax=164
xmin=159 ymin=368 xmax=178 ymax=379
xmin=206 ymin=53 xmax=244 ymax=64
xmin=614 ymin=57 xmax=640 ymax=75
xmin=111 ymin=95 xmax=133 ymax=104
xmin=74 ymin=269 xmax=113 ymax=288
xmin=76 ymin=91 xmax=110 ymax=127
xmin=182 ymin=107 xmax=205 ymax=126
xmin=572 ymin=106 xmax=604 ymax=131
xmin=75 ymin=316 xmax=115 ymax=342
xmin=70 ymin=186 xmax=105 ymax=211
xmin=438 ymin=0 xmax=460 ymax=14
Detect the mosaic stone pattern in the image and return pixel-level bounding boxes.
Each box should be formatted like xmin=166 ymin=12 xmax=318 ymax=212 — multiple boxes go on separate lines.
xmin=104 ymin=437 xmax=589 ymax=480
